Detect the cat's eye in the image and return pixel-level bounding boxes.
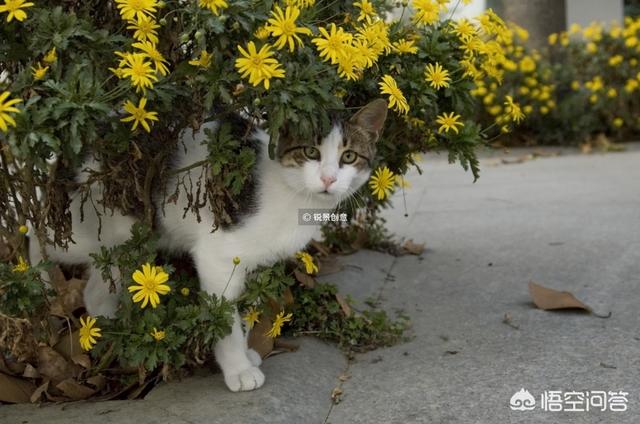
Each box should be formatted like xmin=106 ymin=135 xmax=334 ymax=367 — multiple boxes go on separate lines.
xmin=303 ymin=146 xmax=321 ymax=161
xmin=341 ymin=150 xmax=358 ymax=164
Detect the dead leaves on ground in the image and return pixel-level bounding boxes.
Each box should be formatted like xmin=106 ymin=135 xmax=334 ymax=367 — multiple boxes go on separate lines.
xmin=528 ymin=282 xmax=592 ymax=312
xmin=528 ymin=281 xmax=610 ymax=318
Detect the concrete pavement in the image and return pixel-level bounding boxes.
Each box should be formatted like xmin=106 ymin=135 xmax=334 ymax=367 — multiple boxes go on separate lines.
xmin=2 ymin=146 xmax=639 ymax=423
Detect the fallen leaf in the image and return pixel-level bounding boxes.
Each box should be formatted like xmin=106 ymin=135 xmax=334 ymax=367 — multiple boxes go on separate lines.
xmin=335 ymin=293 xmax=352 ymax=317
xmin=316 ymin=256 xmax=343 ymax=276
xmin=502 ymin=312 xmax=520 ymax=330
xmin=50 ymin=278 xmax=86 ymax=317
xmin=248 ymin=317 xmax=274 ymax=359
xmin=37 ymin=346 xmax=74 ymax=383
xmin=528 ymin=282 xmax=591 ymax=312
xmin=401 ymin=239 xmax=425 ymax=255
xmin=71 ymin=354 xmax=92 ymax=369
xmin=53 ymin=330 xmax=83 ymax=361
xmin=22 ymin=363 xmax=40 ymax=379
xmin=294 ymin=269 xmax=315 ymax=288
xmin=580 ymin=143 xmax=593 ymax=154
xmin=30 ymin=380 xmax=49 ymax=403
xmin=331 ymin=386 xmax=343 ymax=403
xmin=86 ymin=375 xmax=106 ymax=391
xmin=309 ymin=239 xmax=331 ymax=256
xmin=0 ymin=372 xmax=36 ymax=403
xmin=56 ymin=378 xmax=96 ymax=400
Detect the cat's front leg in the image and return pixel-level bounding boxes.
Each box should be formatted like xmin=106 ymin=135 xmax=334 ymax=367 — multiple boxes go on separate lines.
xmin=193 ymin=251 xmax=265 ymax=392
xmin=214 ymin=310 xmax=265 ymax=392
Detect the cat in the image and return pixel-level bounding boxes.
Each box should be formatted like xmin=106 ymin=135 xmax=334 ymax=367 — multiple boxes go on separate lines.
xmin=28 ymin=98 xmax=388 ymax=392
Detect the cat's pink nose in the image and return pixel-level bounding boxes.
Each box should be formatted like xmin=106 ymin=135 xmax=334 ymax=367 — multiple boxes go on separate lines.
xmin=321 ymin=175 xmax=336 ymax=189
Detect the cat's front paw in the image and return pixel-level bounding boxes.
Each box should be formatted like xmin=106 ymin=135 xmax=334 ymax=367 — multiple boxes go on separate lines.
xmin=246 ymin=348 xmax=262 ymax=367
xmin=224 ymin=366 xmax=265 ymax=392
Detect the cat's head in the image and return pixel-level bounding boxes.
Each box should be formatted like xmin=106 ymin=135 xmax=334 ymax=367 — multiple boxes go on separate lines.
xmin=275 ymin=99 xmax=388 ymax=204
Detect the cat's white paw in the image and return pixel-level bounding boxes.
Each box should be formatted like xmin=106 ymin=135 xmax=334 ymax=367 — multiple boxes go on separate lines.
xmin=224 ymin=366 xmax=265 ymax=392
xmin=84 ymin=293 xmax=118 ymax=318
xmin=246 ymin=348 xmax=262 ymax=367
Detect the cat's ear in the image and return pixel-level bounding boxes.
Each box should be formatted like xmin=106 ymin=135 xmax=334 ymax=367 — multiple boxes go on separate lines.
xmin=350 ymin=99 xmax=388 ymax=139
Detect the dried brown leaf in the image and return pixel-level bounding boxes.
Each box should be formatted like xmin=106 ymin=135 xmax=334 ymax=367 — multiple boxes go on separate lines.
xmin=0 ymin=372 xmax=36 ymax=403
xmin=53 ymin=330 xmax=83 ymax=361
xmin=86 ymin=375 xmax=106 ymax=391
xmin=71 ymin=354 xmax=92 ymax=369
xmin=22 ymin=363 xmax=40 ymax=379
xmin=294 ymin=269 xmax=315 ymax=288
xmin=37 ymin=346 xmax=74 ymax=383
xmin=30 ymin=380 xmax=49 ymax=403
xmin=248 ymin=317 xmax=274 ymax=359
xmin=335 ymin=293 xmax=352 ymax=317
xmin=316 ymin=256 xmax=343 ymax=276
xmin=401 ymin=239 xmax=425 ymax=255
xmin=528 ymin=282 xmax=591 ymax=312
xmin=56 ymin=378 xmax=96 ymax=400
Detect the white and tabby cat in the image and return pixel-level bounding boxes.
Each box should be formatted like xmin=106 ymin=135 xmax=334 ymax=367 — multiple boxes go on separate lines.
xmin=29 ymin=99 xmax=387 ymax=392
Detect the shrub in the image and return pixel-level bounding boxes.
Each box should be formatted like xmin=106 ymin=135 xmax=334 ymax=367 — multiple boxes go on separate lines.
xmin=0 ymin=1 xmax=509 ymax=400
xmin=475 ymin=17 xmax=640 ymax=145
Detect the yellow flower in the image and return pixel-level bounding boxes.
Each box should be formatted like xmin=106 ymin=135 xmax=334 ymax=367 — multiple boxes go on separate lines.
xmin=0 ymin=91 xmax=22 ymax=133
xmin=540 ymin=105 xmax=550 ymax=114
xmin=43 ymin=47 xmax=57 ymax=64
xmin=232 ymin=256 xmax=241 ymax=265
xmin=243 ymin=307 xmax=260 ymax=330
xmin=265 ymin=5 xmax=311 ymax=52
xmin=115 ymin=0 xmax=158 ymax=21
xmin=189 ymin=50 xmax=213 ymax=68
xmin=424 ymin=62 xmax=451 ymax=90
xmin=548 ymin=33 xmax=558 ymax=45
xmin=180 ymin=287 xmax=190 ymax=296
xmin=127 ymin=15 xmax=160 ymax=45
xmin=296 ymin=251 xmax=318 ymax=274
xmin=571 ymin=80 xmax=581 ymax=91
xmin=12 ymin=256 xmax=28 ymax=273
xmin=150 ymin=328 xmax=165 ymax=341
xmin=128 ymin=263 xmax=171 ymax=308
xmin=503 ymin=96 xmax=525 ymax=123
xmin=607 ymin=88 xmax=617 ymax=98
xmin=265 ymin=310 xmax=293 ymax=338
xmin=349 ymin=39 xmax=376 ymax=69
xmin=586 ymin=42 xmax=597 ymax=54
xmin=0 ymin=0 xmax=34 ymax=22
xmin=412 ymin=0 xmax=439 ymax=26
xmin=436 ymin=112 xmax=464 ymax=134
xmin=519 ymin=56 xmax=536 ymax=73
xmin=589 ymin=94 xmax=598 ymax=104
xmin=312 ymin=23 xmax=352 ymax=65
xmin=625 ymin=79 xmax=638 ymax=93
xmin=117 ymin=52 xmax=158 ymax=92
xmin=379 ymin=75 xmax=409 ymax=115
xmin=285 ymin=0 xmax=315 ymax=8
xmin=235 ymin=41 xmax=285 ymax=89
xmin=356 ymin=20 xmax=392 ymax=56
xmin=451 ymin=18 xmax=476 ymax=41
xmin=133 ymin=40 xmax=170 ymax=76
xmin=121 ymin=97 xmax=159 ymax=132
xmin=392 ymin=39 xmax=417 ymax=54
xmin=613 ymin=117 xmax=623 ymax=128
xmin=79 ymin=316 xmax=101 ymax=351
xmin=608 ymin=54 xmax=623 ymax=67
xmin=254 ymin=25 xmax=271 ymax=40
xmin=199 ymin=0 xmax=228 ymax=15
xmin=18 ymin=225 xmax=28 ymax=234
xmin=31 ymin=63 xmax=49 ymax=80
xmin=353 ymin=0 xmax=376 ymax=23
xmin=369 ymin=166 xmax=396 ymax=200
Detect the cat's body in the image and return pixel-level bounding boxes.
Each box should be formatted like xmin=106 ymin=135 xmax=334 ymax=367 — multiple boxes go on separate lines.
xmin=29 ymin=99 xmax=387 ymax=392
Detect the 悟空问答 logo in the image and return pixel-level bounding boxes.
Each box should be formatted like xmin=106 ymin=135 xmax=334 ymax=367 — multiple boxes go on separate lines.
xmin=510 ymin=388 xmax=536 ymax=411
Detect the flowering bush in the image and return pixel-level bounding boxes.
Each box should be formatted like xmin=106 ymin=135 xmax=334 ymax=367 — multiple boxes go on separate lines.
xmin=0 ymin=0 xmax=510 ymax=401
xmin=475 ymin=17 xmax=640 ymax=145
